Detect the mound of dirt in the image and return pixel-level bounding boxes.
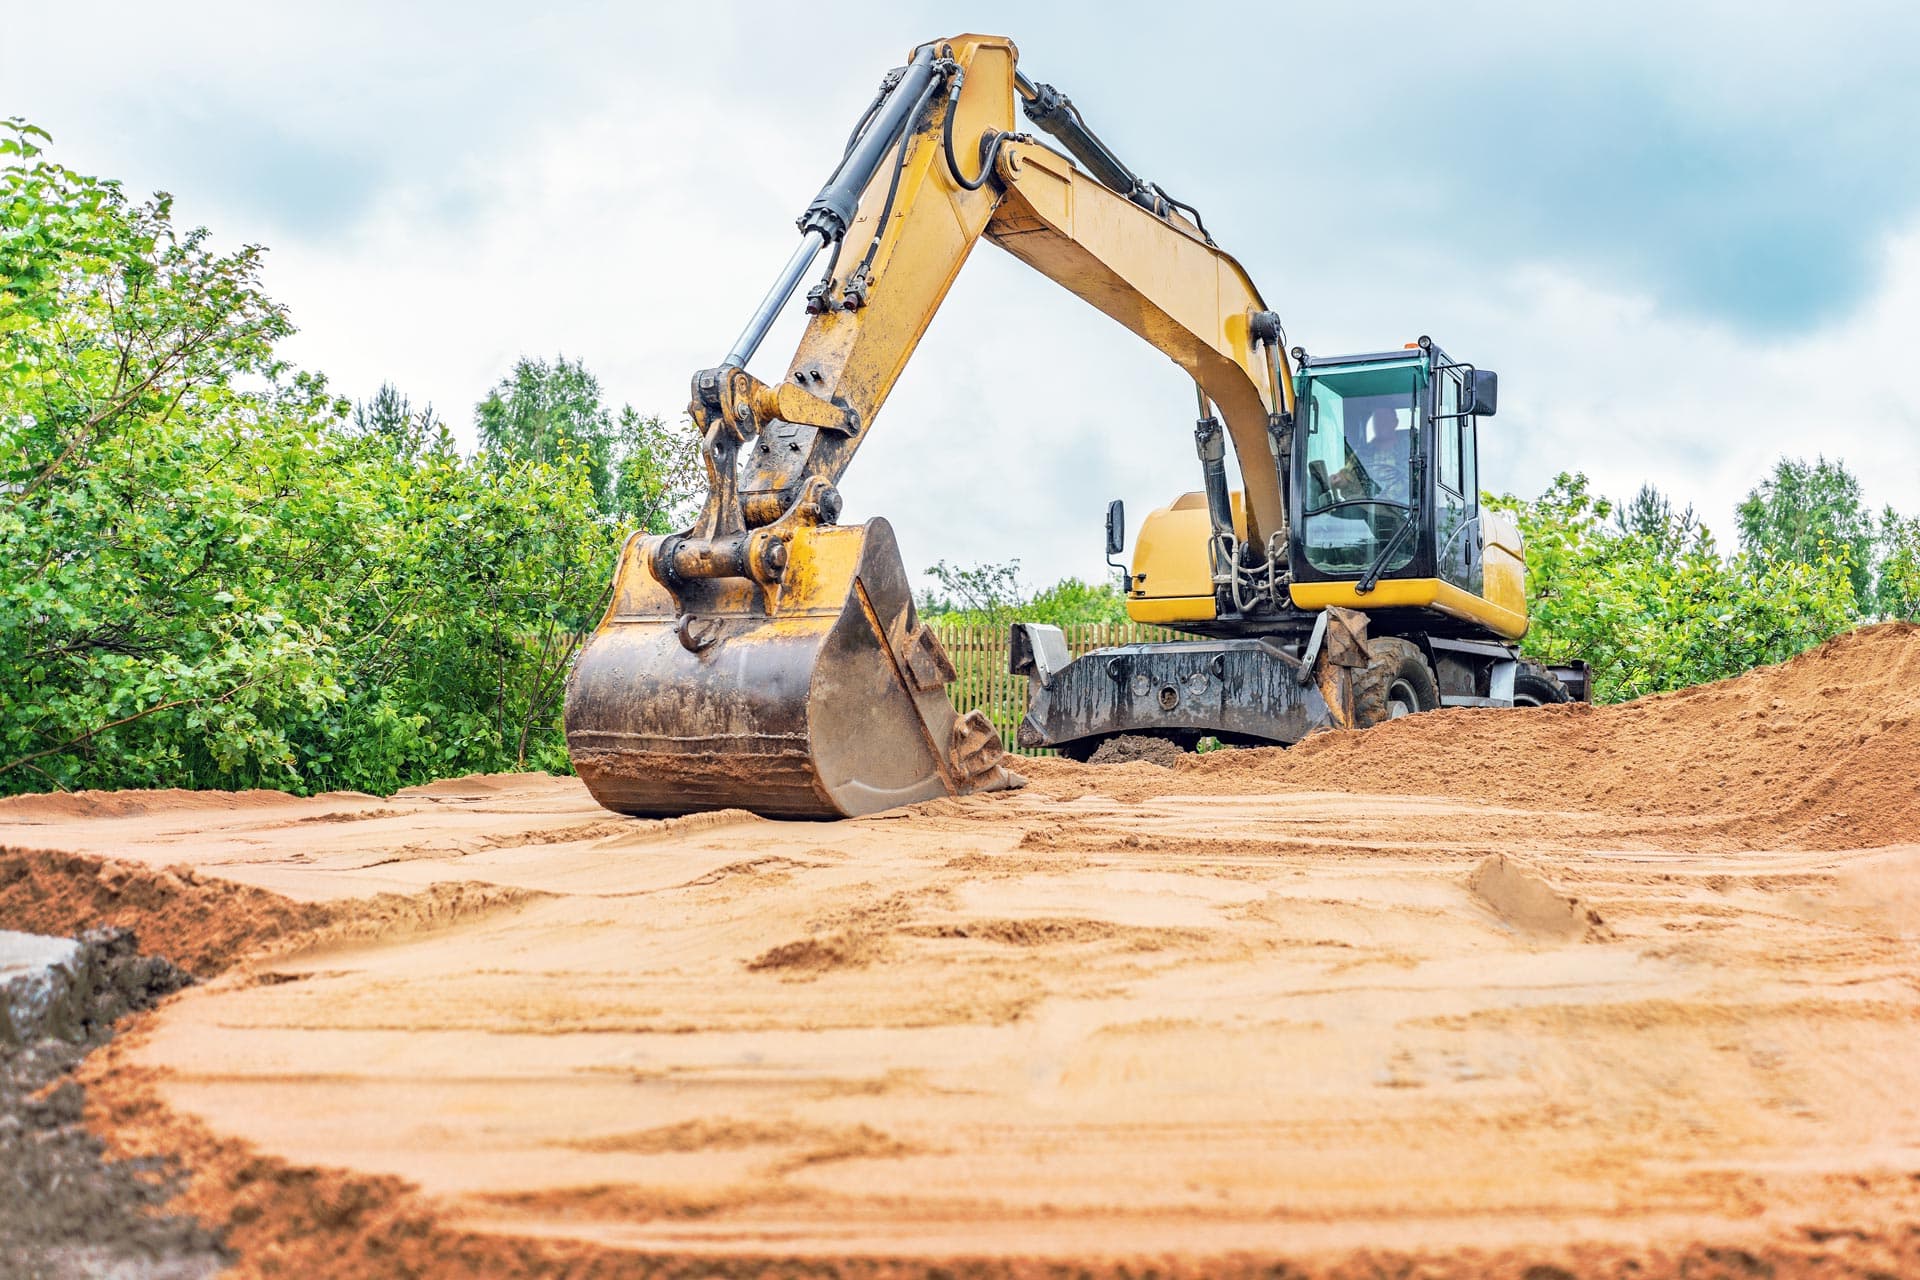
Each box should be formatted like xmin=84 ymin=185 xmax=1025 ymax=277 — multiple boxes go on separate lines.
xmin=746 ymin=929 xmax=882 ymax=974
xmin=1028 ymin=623 xmax=1920 ymax=849
xmin=0 ymin=850 xmax=541 ymax=980
xmin=0 ymin=850 xmax=331 ymax=976
xmin=1088 ymin=735 xmax=1183 ymax=767
xmin=1469 ymin=854 xmax=1609 ymax=942
xmin=394 ymin=773 xmax=532 ymax=799
xmin=0 ymin=787 xmax=308 ymax=823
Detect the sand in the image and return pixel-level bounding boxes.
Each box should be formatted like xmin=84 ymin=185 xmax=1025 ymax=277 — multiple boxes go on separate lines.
xmin=2 ymin=624 xmax=1918 ymax=1277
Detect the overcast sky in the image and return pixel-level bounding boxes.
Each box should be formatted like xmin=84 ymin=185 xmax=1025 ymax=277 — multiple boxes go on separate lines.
xmin=8 ymin=1 xmax=1920 ymax=591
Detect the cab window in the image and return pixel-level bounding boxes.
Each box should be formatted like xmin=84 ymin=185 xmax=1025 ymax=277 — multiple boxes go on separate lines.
xmin=1438 ymin=371 xmax=1463 ymax=494
xmin=1298 ymin=361 xmax=1424 ymax=576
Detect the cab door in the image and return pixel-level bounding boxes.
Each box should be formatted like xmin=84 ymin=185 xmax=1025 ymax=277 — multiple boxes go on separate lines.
xmin=1432 ymin=367 xmax=1481 ymax=594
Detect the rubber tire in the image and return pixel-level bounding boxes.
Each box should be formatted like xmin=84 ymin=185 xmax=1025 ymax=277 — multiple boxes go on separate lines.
xmin=1353 ymin=637 xmax=1441 ymax=728
xmin=1512 ymin=659 xmax=1572 ymax=707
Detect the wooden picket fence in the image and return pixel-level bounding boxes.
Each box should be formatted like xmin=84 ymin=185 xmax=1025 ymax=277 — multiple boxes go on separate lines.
xmin=931 ymin=620 xmax=1181 ymax=756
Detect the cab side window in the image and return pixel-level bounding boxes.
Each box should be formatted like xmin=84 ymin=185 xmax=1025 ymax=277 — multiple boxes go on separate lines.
xmin=1438 ymin=372 xmax=1463 ymax=494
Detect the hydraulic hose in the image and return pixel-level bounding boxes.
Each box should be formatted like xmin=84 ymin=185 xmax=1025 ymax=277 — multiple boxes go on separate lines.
xmin=847 ymin=68 xmax=947 ymax=299
xmin=1015 ymin=73 xmax=1143 ymax=204
xmin=940 ymin=69 xmax=1014 ymax=191
xmin=1013 ymin=68 xmax=1212 ymax=242
xmin=799 ymin=45 xmax=939 ymax=244
xmin=840 ymin=69 xmax=901 ymax=161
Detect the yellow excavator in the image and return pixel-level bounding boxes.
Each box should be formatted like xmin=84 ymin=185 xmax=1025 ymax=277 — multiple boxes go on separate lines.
xmin=563 ymin=33 xmax=1585 ymax=818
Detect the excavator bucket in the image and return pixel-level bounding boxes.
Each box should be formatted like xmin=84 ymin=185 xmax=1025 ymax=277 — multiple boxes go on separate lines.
xmin=564 ymin=518 xmax=1019 ymax=820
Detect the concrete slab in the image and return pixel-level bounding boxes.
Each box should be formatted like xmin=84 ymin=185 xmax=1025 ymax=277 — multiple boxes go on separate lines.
xmin=0 ymin=930 xmax=84 ymax=1046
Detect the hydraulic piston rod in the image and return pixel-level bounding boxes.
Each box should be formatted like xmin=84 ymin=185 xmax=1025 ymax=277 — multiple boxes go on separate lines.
xmin=722 ymin=230 xmax=826 ymax=369
xmin=721 ymin=45 xmax=942 ymax=371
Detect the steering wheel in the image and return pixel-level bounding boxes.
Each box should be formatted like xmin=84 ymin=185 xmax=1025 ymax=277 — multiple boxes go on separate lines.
xmin=1330 ymin=444 xmax=1376 ymax=501
xmin=1367 ymin=456 xmax=1405 ymax=498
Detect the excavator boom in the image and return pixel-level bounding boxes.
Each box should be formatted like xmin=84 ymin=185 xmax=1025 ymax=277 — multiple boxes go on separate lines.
xmin=565 ymin=34 xmax=1310 ymax=818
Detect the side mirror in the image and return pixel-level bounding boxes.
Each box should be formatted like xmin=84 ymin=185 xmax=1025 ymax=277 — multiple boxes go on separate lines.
xmin=1105 ymin=499 xmax=1126 ymax=557
xmin=1468 ymin=369 xmax=1498 ymax=416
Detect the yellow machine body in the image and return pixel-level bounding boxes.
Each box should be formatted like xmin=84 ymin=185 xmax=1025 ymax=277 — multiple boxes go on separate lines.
xmin=1128 ymin=491 xmax=1530 ymax=641
xmin=564 ymin=32 xmax=1303 ymax=819
xmin=565 ymin=31 xmax=1544 ymax=818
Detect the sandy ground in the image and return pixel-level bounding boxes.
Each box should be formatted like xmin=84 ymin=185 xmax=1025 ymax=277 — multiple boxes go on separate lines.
xmin=1 ymin=626 xmax=1918 ymax=1276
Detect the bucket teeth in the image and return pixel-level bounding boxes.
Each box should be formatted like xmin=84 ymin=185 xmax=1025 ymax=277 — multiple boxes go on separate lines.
xmin=950 ymin=709 xmax=1010 ymax=784
xmin=902 ymin=624 xmax=958 ymax=692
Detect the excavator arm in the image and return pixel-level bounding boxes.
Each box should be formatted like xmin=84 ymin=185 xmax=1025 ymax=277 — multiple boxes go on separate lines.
xmin=729 ymin=35 xmax=1293 ymax=550
xmin=564 ymin=33 xmax=1300 ymax=819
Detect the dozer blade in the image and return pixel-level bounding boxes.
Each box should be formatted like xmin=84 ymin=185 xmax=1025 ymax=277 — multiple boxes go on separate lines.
xmin=564 ymin=518 xmax=1018 ymax=820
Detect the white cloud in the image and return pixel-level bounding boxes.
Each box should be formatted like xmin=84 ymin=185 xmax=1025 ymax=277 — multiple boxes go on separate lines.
xmin=9 ymin=0 xmax=1919 ymax=596
xmin=1466 ymin=229 xmax=1920 ymax=543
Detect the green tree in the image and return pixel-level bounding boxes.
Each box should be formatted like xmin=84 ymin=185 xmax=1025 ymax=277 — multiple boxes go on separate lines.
xmin=1 ymin=119 xmax=336 ymax=789
xmin=611 ymin=405 xmax=702 ymax=534
xmin=474 ymin=355 xmax=698 ymax=531
xmin=918 ymin=560 xmax=1129 ymax=627
xmin=1615 ymin=482 xmax=1699 ymax=555
xmin=475 ymin=355 xmax=615 ymax=503
xmin=351 ymin=381 xmax=437 ymax=458
xmin=1736 ymin=456 xmax=1874 ymax=601
xmin=0 ymin=123 xmax=678 ymax=796
xmin=1025 ymin=576 xmax=1130 ymax=626
xmin=294 ymin=428 xmax=622 ymax=786
xmin=921 ymin=559 xmax=1024 ymax=625
xmin=1876 ymin=506 xmax=1920 ymax=622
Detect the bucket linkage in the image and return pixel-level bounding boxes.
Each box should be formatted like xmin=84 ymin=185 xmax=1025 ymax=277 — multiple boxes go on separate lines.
xmin=564 ymin=365 xmax=1018 ymax=819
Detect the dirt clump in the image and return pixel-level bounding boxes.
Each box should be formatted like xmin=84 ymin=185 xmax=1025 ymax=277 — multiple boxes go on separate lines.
xmin=1087 ymin=734 xmax=1184 ymax=767
xmin=746 ymin=928 xmax=884 ymax=974
xmin=1469 ymin=854 xmax=1610 ymax=941
xmin=302 ymin=880 xmax=545 ymax=951
xmin=0 ymin=849 xmax=543 ymax=979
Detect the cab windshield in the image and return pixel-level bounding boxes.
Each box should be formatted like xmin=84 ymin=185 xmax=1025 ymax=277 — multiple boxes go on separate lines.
xmin=1299 ymin=361 xmax=1423 ymax=575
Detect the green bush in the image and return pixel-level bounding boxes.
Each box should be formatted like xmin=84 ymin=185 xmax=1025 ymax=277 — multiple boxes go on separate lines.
xmin=1487 ymin=473 xmax=1859 ymax=702
xmin=919 ymin=559 xmax=1130 ymax=627
xmin=0 ymin=121 xmax=682 ymax=795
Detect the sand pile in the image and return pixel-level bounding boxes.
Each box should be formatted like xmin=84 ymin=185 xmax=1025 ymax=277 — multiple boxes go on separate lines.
xmin=0 ymin=848 xmax=541 ymax=980
xmin=0 ymin=787 xmax=323 ymax=822
xmin=1032 ymin=623 xmax=1920 ymax=848
xmin=0 ymin=850 xmax=332 ymax=975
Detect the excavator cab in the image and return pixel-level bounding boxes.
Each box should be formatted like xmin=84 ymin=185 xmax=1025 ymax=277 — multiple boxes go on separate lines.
xmin=1122 ymin=337 xmax=1519 ymax=640
xmin=1282 ymin=339 xmax=1520 ymax=640
xmin=1286 ymin=337 xmax=1513 ymax=631
xmin=1019 ymin=337 xmax=1555 ymax=760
